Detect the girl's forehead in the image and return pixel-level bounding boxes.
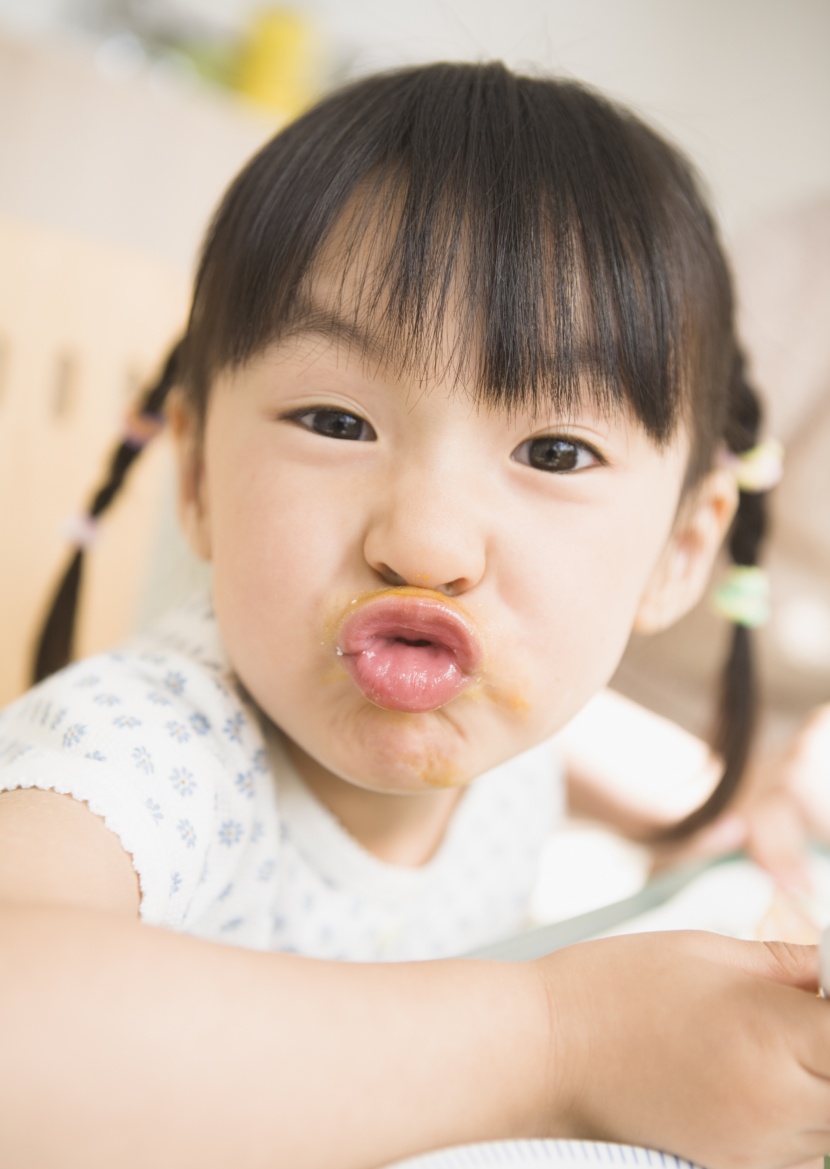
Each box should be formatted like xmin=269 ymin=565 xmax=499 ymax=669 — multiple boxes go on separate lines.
xmin=288 ymin=201 xmax=625 ymax=425
xmin=212 ymin=162 xmax=710 ymax=468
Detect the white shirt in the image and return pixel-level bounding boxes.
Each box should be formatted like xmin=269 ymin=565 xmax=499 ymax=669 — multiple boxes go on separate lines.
xmin=0 ymin=594 xmax=563 ymax=960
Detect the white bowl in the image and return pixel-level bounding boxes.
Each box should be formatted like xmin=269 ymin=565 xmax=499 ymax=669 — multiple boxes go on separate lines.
xmin=386 ymin=1140 xmax=703 ymax=1169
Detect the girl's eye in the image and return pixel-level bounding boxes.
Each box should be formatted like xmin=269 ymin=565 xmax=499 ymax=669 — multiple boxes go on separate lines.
xmin=285 ymin=408 xmax=376 ymax=442
xmin=512 ymin=435 xmax=602 ymax=474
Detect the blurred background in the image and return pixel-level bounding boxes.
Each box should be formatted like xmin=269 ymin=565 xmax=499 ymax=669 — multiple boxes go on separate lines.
xmin=1 ymin=0 xmax=829 ymax=764
xmin=2 ymin=0 xmax=830 ymax=267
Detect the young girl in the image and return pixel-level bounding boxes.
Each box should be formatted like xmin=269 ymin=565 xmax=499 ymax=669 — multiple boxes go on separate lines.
xmin=0 ymin=61 xmax=827 ymax=1169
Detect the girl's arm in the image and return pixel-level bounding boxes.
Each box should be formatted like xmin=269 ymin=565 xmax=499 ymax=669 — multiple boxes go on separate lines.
xmin=0 ymin=906 xmax=554 ymax=1169
xmin=0 ymin=788 xmax=552 ymax=1169
xmin=3 ymin=789 xmax=830 ymax=1169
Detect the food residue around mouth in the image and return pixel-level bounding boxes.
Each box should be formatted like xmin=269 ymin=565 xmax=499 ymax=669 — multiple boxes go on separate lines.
xmin=318 ymin=585 xmax=529 ymax=716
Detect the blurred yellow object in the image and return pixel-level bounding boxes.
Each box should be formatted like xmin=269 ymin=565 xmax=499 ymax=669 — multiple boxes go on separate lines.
xmin=235 ymin=8 xmax=321 ymax=120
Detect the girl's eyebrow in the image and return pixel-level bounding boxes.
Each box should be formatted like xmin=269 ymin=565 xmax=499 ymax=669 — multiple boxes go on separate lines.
xmin=279 ymin=301 xmax=389 ymax=365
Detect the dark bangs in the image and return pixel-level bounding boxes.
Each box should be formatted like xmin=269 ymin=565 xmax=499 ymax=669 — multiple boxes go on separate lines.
xmin=184 ymin=61 xmax=735 ymax=473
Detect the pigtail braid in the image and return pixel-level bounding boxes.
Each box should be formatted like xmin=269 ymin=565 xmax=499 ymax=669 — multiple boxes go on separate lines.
xmin=32 ymin=340 xmax=184 ymax=684
xmin=663 ymin=351 xmax=768 ymax=840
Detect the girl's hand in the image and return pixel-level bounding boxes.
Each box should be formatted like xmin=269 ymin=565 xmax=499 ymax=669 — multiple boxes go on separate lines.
xmin=537 ymin=930 xmax=829 ymax=1169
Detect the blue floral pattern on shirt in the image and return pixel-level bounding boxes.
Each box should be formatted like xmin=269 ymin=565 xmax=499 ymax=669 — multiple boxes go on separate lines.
xmin=0 ymin=592 xmax=561 ymax=959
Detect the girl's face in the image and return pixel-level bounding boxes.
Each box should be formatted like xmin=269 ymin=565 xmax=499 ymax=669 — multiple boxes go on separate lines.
xmin=173 ymin=260 xmax=735 ymax=801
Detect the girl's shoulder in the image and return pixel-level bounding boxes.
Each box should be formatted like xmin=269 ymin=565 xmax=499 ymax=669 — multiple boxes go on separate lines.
xmin=0 ymin=593 xmax=279 ymax=937
xmin=1 ymin=592 xmax=243 ymax=746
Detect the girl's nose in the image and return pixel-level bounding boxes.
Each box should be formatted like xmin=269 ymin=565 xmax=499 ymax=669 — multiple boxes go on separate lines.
xmin=363 ymin=479 xmax=487 ymax=597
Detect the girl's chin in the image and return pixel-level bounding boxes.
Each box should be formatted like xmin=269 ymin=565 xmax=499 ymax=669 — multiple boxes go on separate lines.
xmin=368 ymin=725 xmax=468 ymax=789
xmin=283 ymin=679 xmax=537 ymax=794
xmin=327 ymin=701 xmax=477 ymax=792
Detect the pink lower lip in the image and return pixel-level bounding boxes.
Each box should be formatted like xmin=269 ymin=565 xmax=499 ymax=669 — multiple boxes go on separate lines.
xmin=336 ymin=595 xmax=482 ymax=713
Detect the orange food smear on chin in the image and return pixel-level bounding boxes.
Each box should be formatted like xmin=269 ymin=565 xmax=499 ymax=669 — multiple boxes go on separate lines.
xmin=399 ymin=747 xmax=465 ymax=790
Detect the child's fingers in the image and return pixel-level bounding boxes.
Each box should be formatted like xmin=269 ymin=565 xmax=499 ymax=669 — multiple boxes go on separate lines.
xmin=542 ymin=932 xmax=830 ymax=1169
xmin=699 ymin=931 xmax=819 ymax=991
xmin=631 ymin=927 xmax=820 ymax=989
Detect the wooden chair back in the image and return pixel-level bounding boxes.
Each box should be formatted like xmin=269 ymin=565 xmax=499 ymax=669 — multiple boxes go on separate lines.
xmin=0 ymin=215 xmax=189 ymax=704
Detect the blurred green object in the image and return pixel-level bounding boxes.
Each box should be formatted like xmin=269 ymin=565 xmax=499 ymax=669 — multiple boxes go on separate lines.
xmin=181 ymin=37 xmax=239 ymax=92
xmin=95 ymin=5 xmax=325 ymax=121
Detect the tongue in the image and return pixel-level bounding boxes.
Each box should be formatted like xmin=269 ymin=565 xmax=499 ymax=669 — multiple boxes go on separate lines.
xmin=345 ymin=637 xmax=467 ymax=712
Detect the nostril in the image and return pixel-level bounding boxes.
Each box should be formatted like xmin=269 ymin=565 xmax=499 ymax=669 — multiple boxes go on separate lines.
xmin=376 ymin=565 xmax=467 ymax=598
xmin=377 ymin=564 xmax=408 ymax=588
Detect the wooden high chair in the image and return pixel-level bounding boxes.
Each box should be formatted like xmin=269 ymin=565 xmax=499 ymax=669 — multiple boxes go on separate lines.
xmin=0 ymin=214 xmax=190 ymax=705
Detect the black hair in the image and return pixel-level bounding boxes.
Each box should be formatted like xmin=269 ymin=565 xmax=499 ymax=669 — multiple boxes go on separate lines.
xmin=32 ymin=342 xmax=182 ymax=683
xmin=33 ymin=61 xmax=769 ymax=840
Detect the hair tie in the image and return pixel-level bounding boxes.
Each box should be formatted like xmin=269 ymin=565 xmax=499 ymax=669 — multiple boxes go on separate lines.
xmin=123 ymin=408 xmax=166 ymax=451
xmin=62 ymin=513 xmax=100 ymax=550
xmin=726 ymin=438 xmax=784 ymax=493
xmin=712 ymin=565 xmax=770 ymax=627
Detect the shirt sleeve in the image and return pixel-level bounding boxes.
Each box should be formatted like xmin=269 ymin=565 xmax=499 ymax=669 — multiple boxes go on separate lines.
xmin=0 ymin=637 xmax=273 ymax=931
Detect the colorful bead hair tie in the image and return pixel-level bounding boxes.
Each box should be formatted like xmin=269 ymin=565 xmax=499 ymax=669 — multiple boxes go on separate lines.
xmin=62 ymin=512 xmax=99 ymax=550
xmin=712 ymin=565 xmax=770 ymax=628
xmin=123 ymin=407 xmax=166 ymax=451
xmin=726 ymin=438 xmax=784 ymax=493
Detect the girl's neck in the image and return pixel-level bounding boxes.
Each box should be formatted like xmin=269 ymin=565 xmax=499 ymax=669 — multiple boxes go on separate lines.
xmin=282 ymin=738 xmax=466 ymax=868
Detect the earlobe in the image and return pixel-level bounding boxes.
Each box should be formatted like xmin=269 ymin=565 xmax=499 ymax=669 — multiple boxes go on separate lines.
xmin=166 ymin=390 xmax=212 ymax=562
xmin=634 ymin=467 xmax=738 ymax=634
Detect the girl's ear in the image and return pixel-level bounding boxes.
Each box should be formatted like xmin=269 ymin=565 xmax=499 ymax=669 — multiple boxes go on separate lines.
xmin=634 ymin=466 xmax=738 ymax=634
xmin=166 ymin=390 xmax=212 ymax=562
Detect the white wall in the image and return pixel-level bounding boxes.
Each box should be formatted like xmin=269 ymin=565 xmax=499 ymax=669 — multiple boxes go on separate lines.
xmin=0 ymin=0 xmax=828 ymax=253
xmin=316 ymin=0 xmax=830 ymax=237
xmin=0 ymin=32 xmax=273 ymax=273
